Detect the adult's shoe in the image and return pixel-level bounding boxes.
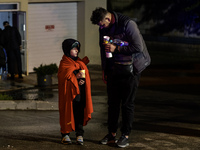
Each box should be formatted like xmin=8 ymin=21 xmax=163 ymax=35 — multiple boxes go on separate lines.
xmin=99 ymin=133 xmax=116 ymax=145
xmin=116 ymin=135 xmax=129 ymax=148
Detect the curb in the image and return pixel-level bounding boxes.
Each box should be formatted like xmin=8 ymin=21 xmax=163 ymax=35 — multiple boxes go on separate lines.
xmin=0 ymin=96 xmax=107 ymax=110
xmin=0 ymin=100 xmax=58 ymax=110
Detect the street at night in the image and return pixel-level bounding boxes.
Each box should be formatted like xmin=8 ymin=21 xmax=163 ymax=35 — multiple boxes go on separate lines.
xmin=0 ymin=65 xmax=200 ymax=150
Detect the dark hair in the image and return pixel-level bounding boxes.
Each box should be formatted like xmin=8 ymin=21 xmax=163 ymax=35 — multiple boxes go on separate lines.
xmin=90 ymin=7 xmax=108 ymax=25
xmin=62 ymin=39 xmax=80 ymax=57
xmin=3 ymin=21 xmax=9 ymax=26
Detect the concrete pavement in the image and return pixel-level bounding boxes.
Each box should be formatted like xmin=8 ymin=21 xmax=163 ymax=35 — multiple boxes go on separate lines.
xmin=0 ymin=65 xmax=200 ymax=149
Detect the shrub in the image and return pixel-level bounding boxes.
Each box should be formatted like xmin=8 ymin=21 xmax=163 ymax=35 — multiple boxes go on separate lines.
xmin=0 ymin=94 xmax=13 ymax=100
xmin=33 ymin=63 xmax=58 ymax=76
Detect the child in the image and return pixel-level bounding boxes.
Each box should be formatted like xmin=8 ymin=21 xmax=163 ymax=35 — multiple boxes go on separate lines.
xmin=58 ymin=38 xmax=93 ymax=145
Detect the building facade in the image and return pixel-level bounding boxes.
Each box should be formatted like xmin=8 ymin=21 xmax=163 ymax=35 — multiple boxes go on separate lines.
xmin=0 ymin=0 xmax=106 ymax=74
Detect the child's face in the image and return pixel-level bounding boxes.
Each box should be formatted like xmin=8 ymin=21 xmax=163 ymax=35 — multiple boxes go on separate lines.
xmin=70 ymin=47 xmax=79 ymax=58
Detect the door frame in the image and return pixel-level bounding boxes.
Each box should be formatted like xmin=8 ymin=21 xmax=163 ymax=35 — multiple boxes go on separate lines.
xmin=0 ymin=11 xmax=27 ymax=75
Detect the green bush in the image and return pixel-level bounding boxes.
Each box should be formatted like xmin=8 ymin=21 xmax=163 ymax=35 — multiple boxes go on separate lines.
xmin=0 ymin=94 xmax=13 ymax=100
xmin=33 ymin=63 xmax=58 ymax=76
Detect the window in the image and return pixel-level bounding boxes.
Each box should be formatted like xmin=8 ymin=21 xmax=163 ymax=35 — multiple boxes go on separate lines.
xmin=0 ymin=3 xmax=19 ymax=11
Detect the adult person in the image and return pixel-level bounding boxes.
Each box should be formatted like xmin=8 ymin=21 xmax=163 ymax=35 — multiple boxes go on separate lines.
xmin=1 ymin=21 xmax=23 ymax=80
xmin=0 ymin=28 xmax=5 ymax=68
xmin=90 ymin=7 xmax=150 ymax=148
xmin=0 ymin=28 xmax=2 ymax=44
xmin=58 ymin=39 xmax=93 ymax=145
xmin=0 ymin=45 xmax=6 ymax=73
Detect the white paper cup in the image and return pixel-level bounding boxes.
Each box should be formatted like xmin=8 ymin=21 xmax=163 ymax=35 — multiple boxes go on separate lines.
xmin=103 ymin=36 xmax=110 ymax=44
xmin=79 ymin=70 xmax=85 ymax=78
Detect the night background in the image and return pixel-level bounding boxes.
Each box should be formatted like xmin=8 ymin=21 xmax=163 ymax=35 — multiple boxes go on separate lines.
xmin=107 ymin=0 xmax=200 ymax=68
xmin=108 ymin=0 xmax=200 ymax=36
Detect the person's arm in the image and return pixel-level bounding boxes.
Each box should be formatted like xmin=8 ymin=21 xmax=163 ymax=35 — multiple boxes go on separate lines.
xmin=99 ymin=29 xmax=108 ymax=84
xmin=118 ymin=20 xmax=144 ymax=55
xmin=102 ymin=70 xmax=107 ymax=84
xmin=99 ymin=28 xmax=107 ymax=71
xmin=0 ymin=30 xmax=6 ymax=47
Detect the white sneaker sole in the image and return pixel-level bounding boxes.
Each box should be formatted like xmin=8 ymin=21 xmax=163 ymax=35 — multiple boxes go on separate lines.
xmin=117 ymin=143 xmax=129 ymax=148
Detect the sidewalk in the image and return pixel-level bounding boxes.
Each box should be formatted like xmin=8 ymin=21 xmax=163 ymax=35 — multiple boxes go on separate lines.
xmin=0 ymin=65 xmax=200 ymax=110
xmin=0 ymin=65 xmax=103 ymax=110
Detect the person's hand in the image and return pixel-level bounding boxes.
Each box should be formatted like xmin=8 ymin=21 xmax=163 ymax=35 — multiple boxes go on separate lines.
xmin=76 ymin=71 xmax=85 ymax=79
xmin=104 ymin=43 xmax=116 ymax=53
xmin=79 ymin=79 xmax=85 ymax=85
xmin=76 ymin=72 xmax=82 ymax=79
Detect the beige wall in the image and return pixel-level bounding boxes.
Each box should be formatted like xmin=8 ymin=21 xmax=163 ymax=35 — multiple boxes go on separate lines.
xmin=78 ymin=0 xmax=107 ymax=65
xmin=27 ymin=0 xmax=106 ymax=65
xmin=28 ymin=0 xmax=106 ymax=65
xmin=28 ymin=0 xmax=82 ymax=2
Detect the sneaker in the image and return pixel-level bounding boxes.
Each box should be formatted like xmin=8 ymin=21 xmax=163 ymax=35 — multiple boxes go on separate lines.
xmin=76 ymin=136 xmax=83 ymax=145
xmin=116 ymin=135 xmax=129 ymax=148
xmin=100 ymin=133 xmax=116 ymax=145
xmin=61 ymin=135 xmax=72 ymax=145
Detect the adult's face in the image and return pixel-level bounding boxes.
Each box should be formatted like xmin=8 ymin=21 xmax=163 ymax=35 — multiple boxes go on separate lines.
xmin=98 ymin=15 xmax=111 ymax=29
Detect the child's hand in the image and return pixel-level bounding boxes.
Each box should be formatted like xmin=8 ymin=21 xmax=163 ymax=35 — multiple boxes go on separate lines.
xmin=76 ymin=71 xmax=85 ymax=79
xmin=76 ymin=72 xmax=82 ymax=79
xmin=79 ymin=79 xmax=85 ymax=85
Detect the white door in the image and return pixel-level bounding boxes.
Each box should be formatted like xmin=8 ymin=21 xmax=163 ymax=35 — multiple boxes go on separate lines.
xmin=28 ymin=2 xmax=77 ymax=72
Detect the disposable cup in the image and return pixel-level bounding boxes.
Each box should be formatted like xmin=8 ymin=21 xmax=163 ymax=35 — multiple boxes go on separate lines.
xmin=103 ymin=36 xmax=110 ymax=44
xmin=79 ymin=70 xmax=85 ymax=78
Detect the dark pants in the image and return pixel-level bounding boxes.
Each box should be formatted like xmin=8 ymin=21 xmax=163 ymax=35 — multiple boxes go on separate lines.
xmin=107 ymin=65 xmax=140 ymax=135
xmin=73 ymin=97 xmax=85 ymax=136
xmin=73 ymin=84 xmax=86 ymax=137
xmin=7 ymin=48 xmax=22 ymax=75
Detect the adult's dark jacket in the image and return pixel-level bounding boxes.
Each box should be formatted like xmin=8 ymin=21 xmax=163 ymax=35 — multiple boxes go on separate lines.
xmin=1 ymin=25 xmax=22 ymax=74
xmin=0 ymin=28 xmax=2 ymax=45
xmin=99 ymin=12 xmax=151 ymax=74
xmin=1 ymin=25 xmax=21 ymax=52
xmin=0 ymin=29 xmax=6 ymax=67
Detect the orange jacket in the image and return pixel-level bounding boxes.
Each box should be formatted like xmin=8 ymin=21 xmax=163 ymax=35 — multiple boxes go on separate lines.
xmin=58 ymin=55 xmax=93 ymax=134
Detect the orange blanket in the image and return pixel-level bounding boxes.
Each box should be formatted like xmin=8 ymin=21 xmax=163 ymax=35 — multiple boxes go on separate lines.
xmin=58 ymin=55 xmax=93 ymax=134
